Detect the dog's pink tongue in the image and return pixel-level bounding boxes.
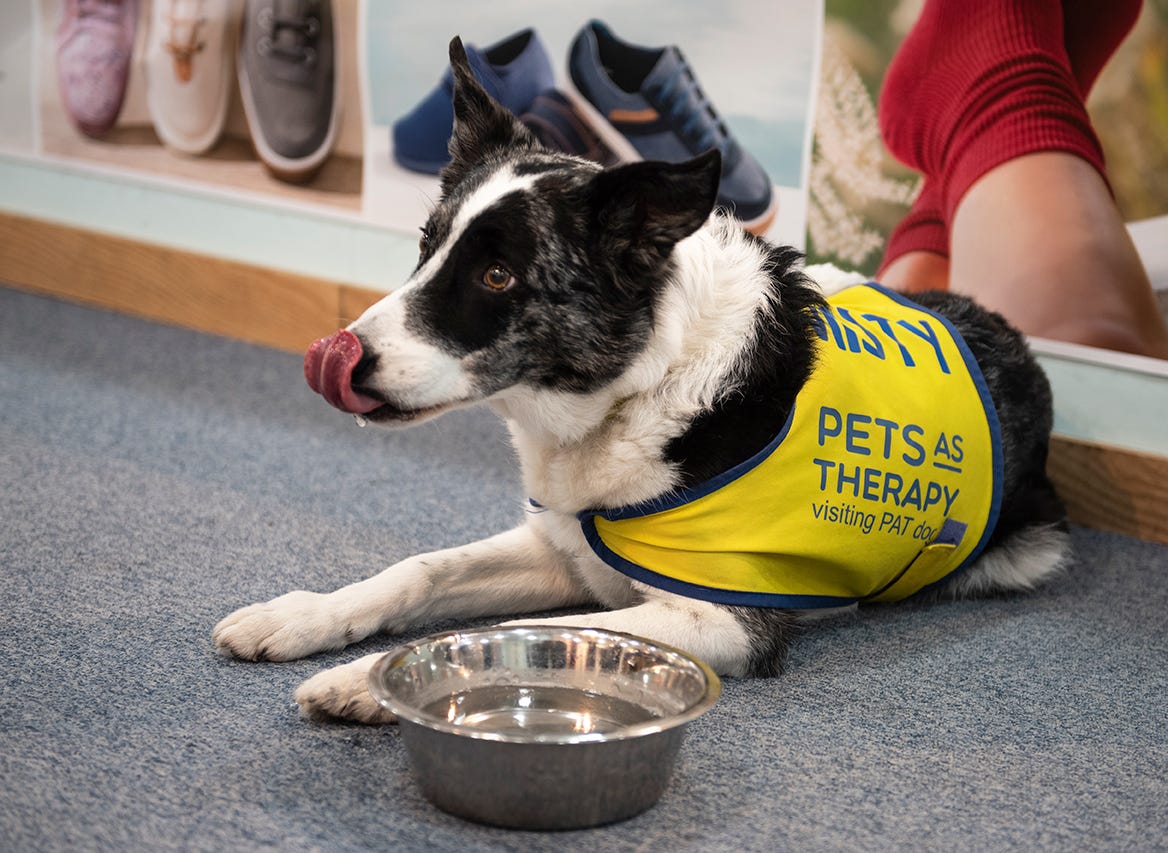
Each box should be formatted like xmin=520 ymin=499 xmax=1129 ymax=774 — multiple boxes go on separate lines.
xmin=304 ymin=330 xmax=382 ymax=414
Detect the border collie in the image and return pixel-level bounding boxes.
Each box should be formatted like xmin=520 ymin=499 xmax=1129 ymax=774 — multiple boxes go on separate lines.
xmin=213 ymin=39 xmax=1068 ymax=723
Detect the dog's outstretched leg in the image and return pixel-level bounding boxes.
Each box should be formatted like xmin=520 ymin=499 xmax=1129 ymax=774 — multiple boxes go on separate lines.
xmin=212 ymin=524 xmax=591 ymax=661
xmin=298 ymin=597 xmax=759 ymax=724
xmin=503 ymin=596 xmax=763 ymax=678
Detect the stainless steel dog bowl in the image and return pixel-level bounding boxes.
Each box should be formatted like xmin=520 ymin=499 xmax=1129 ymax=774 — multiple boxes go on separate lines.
xmin=368 ymin=625 xmax=721 ymax=830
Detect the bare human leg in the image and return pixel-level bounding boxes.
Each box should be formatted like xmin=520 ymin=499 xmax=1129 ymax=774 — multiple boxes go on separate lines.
xmin=949 ymin=151 xmax=1168 ymax=357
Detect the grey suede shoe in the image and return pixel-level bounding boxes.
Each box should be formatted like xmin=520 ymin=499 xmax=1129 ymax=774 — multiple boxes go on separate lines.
xmin=238 ymin=0 xmax=339 ymax=183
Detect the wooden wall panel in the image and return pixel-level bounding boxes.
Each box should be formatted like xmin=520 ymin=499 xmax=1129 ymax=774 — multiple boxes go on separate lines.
xmin=1048 ymin=435 xmax=1168 ymax=545
xmin=0 ymin=212 xmax=343 ymax=352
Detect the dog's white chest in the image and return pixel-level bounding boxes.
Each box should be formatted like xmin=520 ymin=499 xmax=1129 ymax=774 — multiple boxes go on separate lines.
xmin=530 ymin=509 xmax=643 ymax=609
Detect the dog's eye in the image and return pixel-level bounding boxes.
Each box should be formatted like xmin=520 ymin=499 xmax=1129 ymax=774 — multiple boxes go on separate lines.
xmin=418 ymin=229 xmax=431 ymax=255
xmin=482 ymin=264 xmax=514 ymax=292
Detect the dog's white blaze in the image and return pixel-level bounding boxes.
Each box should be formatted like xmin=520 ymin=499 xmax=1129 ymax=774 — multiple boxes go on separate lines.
xmin=407 ymin=166 xmax=541 ymax=291
xmin=451 ymin=167 xmax=541 ymax=244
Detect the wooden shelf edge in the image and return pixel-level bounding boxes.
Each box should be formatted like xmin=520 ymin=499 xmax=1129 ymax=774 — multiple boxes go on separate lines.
xmin=3 ymin=211 xmax=1164 ymax=543
xmin=1049 ymin=434 xmax=1168 ymax=545
xmin=0 ymin=211 xmax=387 ymax=352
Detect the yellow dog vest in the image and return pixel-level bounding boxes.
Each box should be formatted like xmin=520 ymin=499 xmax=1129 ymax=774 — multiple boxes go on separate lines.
xmin=578 ymin=284 xmax=1003 ymax=608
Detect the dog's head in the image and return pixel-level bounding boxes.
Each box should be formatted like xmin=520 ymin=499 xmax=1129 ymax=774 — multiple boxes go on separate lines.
xmin=305 ymin=37 xmax=721 ymax=425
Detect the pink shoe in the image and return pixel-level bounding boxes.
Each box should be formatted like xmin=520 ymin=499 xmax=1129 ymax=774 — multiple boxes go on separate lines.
xmin=55 ymin=0 xmax=139 ymax=138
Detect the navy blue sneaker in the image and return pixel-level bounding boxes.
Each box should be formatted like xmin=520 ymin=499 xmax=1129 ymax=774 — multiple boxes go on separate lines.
xmin=519 ymin=89 xmax=618 ymax=166
xmin=567 ymin=20 xmax=776 ymax=235
xmin=392 ymin=29 xmax=554 ymax=174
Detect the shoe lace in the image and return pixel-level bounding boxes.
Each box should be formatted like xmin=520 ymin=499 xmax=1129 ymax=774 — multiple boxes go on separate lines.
xmin=165 ymin=0 xmax=206 ymax=82
xmin=257 ymin=0 xmax=322 ymax=68
xmin=647 ymin=52 xmax=731 ymax=156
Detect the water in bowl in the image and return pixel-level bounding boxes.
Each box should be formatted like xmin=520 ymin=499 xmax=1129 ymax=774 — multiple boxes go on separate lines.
xmin=422 ymin=684 xmax=660 ymax=737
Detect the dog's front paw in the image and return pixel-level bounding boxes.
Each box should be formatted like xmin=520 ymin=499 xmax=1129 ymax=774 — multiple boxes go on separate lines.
xmin=212 ymin=590 xmax=348 ymax=661
xmin=295 ymin=654 xmax=396 ymax=724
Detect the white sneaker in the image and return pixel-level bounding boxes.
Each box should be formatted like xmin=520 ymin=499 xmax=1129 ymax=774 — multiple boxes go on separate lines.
xmin=145 ymin=0 xmax=239 ymax=154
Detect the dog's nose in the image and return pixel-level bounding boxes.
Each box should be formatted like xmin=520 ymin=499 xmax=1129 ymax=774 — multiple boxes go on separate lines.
xmin=304 ymin=329 xmax=383 ymax=414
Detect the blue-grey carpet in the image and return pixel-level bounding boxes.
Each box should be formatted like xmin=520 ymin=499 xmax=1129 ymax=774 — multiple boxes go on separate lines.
xmin=1 ymin=286 xmax=1165 ymax=851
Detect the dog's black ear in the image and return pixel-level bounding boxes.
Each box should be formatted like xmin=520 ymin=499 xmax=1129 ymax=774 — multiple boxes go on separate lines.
xmin=443 ymin=36 xmax=541 ymax=194
xmin=590 ymin=149 xmax=722 ymax=271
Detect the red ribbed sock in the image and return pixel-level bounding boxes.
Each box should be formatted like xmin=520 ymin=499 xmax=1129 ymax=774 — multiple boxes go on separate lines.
xmin=877 ymin=0 xmax=1106 ymax=223
xmin=877 ymin=0 xmax=1139 ymax=276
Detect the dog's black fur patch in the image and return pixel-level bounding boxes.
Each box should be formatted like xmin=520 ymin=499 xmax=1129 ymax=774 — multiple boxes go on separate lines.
xmin=665 ymin=238 xmax=827 ymax=487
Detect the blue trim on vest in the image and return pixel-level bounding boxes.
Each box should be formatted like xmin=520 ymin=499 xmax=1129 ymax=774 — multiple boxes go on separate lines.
xmin=579 ymin=513 xmax=861 ymax=609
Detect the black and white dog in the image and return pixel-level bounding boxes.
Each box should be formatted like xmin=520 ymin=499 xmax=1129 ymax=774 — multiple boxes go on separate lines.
xmin=213 ymin=40 xmax=1068 ymax=722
